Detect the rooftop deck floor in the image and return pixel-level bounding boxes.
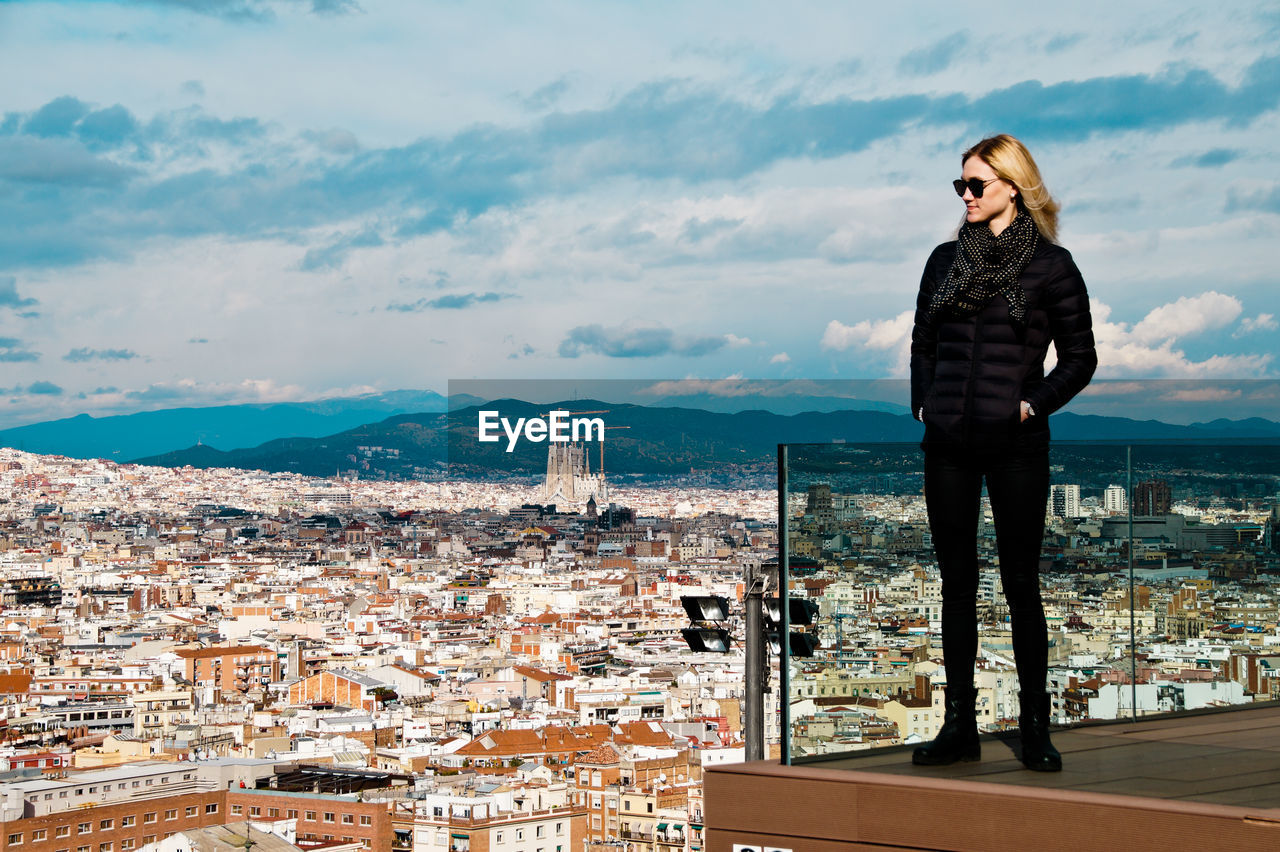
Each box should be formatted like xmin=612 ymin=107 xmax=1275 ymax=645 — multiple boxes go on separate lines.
xmin=704 ymin=702 xmax=1280 ymax=852
xmin=806 ymin=700 xmax=1280 ymax=809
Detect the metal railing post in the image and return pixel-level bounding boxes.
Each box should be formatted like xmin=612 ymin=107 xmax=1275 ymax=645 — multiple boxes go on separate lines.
xmin=744 ymin=561 xmax=764 ymax=762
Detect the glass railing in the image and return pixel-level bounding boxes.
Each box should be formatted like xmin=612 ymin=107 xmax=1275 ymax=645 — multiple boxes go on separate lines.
xmin=777 ymin=441 xmax=1280 ymax=764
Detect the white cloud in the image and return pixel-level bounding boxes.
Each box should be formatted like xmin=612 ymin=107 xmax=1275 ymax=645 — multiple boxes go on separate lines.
xmin=1092 ymin=296 xmax=1270 ymax=377
xmin=821 ymin=312 xmax=913 ymax=351
xmin=1128 ymin=291 xmax=1241 ymax=344
xmin=1234 ymin=313 xmax=1278 ymax=337
xmin=1161 ymin=387 xmax=1243 ymax=402
xmin=820 ymin=311 xmax=915 ymax=376
xmin=769 ymin=351 xmax=790 ymax=364
xmin=818 ymin=292 xmax=1272 ymax=384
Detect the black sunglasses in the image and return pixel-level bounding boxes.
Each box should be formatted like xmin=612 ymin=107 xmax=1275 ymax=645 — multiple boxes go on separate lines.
xmin=953 ymin=177 xmax=1001 ymax=198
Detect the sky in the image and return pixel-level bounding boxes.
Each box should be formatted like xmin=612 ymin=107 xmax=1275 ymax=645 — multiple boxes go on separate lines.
xmin=1 ymin=0 xmax=1278 ymax=428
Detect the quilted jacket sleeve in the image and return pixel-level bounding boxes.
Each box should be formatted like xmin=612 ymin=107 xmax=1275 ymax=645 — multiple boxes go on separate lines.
xmin=1026 ymin=248 xmax=1097 ymax=417
xmin=909 ymin=245 xmax=945 ymax=420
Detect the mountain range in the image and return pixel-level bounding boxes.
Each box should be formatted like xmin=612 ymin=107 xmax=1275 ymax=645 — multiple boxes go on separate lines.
xmin=132 ymin=399 xmax=1280 ymax=480
xmin=0 ymin=390 xmax=453 ymax=461
xmin=4 ymin=391 xmax=1280 ymax=480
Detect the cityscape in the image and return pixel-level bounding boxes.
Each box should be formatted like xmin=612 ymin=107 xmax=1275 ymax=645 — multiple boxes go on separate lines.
xmin=0 ymin=429 xmax=1276 ymax=851
xmin=3 ymin=1 xmax=1279 ymax=848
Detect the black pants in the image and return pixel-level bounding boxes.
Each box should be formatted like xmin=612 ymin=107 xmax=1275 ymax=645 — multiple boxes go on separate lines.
xmin=924 ymin=445 xmax=1050 ymax=694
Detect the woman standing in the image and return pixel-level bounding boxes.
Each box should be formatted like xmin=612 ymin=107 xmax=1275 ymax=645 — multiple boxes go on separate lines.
xmin=909 ymin=134 xmax=1096 ymax=772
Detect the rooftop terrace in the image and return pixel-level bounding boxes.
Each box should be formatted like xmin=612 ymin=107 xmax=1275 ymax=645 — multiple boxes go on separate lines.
xmin=705 ymin=702 xmax=1280 ymax=851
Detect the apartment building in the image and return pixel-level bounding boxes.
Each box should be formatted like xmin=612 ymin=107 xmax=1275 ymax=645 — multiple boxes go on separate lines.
xmin=226 ymin=789 xmax=390 ymax=849
xmin=0 ymin=763 xmax=229 ymax=852
xmin=174 ymin=646 xmax=279 ymax=695
xmin=391 ymin=788 xmax=584 ymax=852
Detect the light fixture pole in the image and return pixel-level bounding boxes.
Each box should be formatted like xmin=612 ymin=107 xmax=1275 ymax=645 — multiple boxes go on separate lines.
xmin=744 ymin=561 xmax=764 ymax=762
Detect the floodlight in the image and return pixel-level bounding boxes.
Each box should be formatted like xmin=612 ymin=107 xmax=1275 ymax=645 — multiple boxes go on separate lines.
xmin=767 ymin=630 xmax=821 ymax=658
xmin=681 ymin=595 xmax=730 ymax=622
xmin=763 ymin=597 xmax=820 ymax=626
xmin=788 ymin=632 xmax=820 ymax=657
xmin=681 ymin=627 xmax=732 ymax=653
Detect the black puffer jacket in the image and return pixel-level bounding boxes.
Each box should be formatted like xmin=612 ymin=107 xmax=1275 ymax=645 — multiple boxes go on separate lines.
xmin=910 ymin=237 xmax=1097 ymax=450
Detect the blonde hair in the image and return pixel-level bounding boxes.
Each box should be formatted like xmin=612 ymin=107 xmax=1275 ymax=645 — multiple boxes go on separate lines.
xmin=963 ymin=134 xmax=1060 ymax=243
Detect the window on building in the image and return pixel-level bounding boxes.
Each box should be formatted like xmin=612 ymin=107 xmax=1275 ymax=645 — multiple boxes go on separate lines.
xmin=142 ymin=838 xmax=156 ymax=846
xmin=184 ymin=807 xmax=196 ymax=817
xmin=516 ymin=829 xmax=524 ymax=841
xmin=121 ymin=841 xmax=135 ymax=851
xmin=76 ymin=846 xmax=89 ymax=852
xmin=624 ymin=801 xmax=630 ymax=811
xmin=536 ymin=825 xmax=545 ymax=838
xmin=163 ymin=810 xmax=176 ymax=821
xmin=249 ymin=807 xmax=261 ymax=817
xmin=231 ymin=806 xmax=243 ymax=816
xmin=121 ymin=817 xmax=134 ymax=828
xmin=341 ymin=814 xmax=353 ymax=825
xmin=99 ymin=820 xmax=113 ymax=830
xmin=56 ymin=827 xmax=71 ymax=838
xmin=98 ymin=843 xmax=112 ymax=852
xmin=8 ymin=833 xmax=22 ymax=845
xmin=359 ymin=816 xmax=371 ymax=826
xmin=556 ymin=823 xmax=563 ymax=835
xmin=206 ymin=804 xmax=218 ymax=815
xmin=323 ymin=813 xmax=335 ymax=823
xmin=646 ymin=803 xmax=653 ymax=813
xmin=305 ymin=811 xmax=317 ymax=821
xmin=77 ymin=823 xmax=91 ymax=835
xmin=266 ymin=809 xmax=278 ymax=818
xmin=143 ymin=814 xmax=156 ymax=824
xmin=287 ymin=810 xmax=298 ymax=819
xmin=32 ymin=830 xmax=47 ymax=841
xmin=495 ymin=832 xmax=503 ymax=844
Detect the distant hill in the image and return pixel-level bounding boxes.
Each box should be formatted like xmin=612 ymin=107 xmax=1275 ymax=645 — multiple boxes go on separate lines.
xmin=129 ymin=398 xmax=1280 ymax=479
xmin=134 ymin=412 xmax=450 ymax=478
xmin=0 ymin=390 xmax=450 ymax=461
xmin=1186 ymin=417 xmax=1280 ymax=437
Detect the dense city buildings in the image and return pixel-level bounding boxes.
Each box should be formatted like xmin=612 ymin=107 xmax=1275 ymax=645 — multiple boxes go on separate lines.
xmin=1133 ymin=479 xmax=1173 ymax=516
xmin=0 ymin=443 xmax=1276 ymax=851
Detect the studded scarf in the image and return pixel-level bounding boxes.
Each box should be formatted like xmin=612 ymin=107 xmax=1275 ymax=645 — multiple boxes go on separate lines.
xmin=928 ymin=213 xmax=1038 ymax=327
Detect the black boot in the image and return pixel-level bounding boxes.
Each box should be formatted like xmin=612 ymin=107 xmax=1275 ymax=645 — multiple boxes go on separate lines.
xmin=912 ymin=685 xmax=979 ymax=765
xmin=1019 ymin=690 xmax=1062 ymax=772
